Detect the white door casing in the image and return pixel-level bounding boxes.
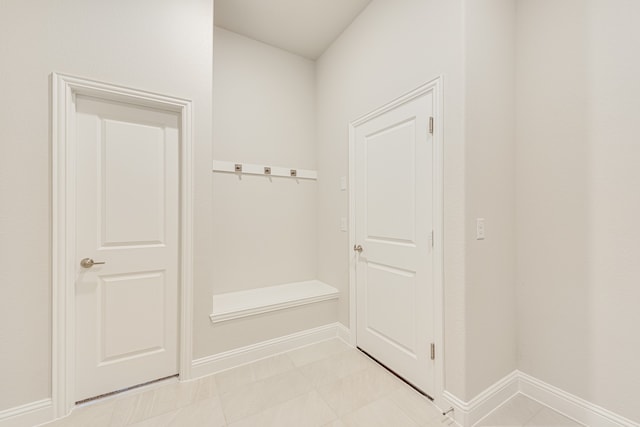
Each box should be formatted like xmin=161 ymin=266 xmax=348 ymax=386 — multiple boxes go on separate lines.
xmin=349 ymin=78 xmax=444 ymax=400
xmin=52 ymin=74 xmax=194 ymax=415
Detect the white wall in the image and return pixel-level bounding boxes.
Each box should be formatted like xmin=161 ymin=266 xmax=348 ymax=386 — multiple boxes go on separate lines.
xmin=213 ymin=27 xmax=317 ymax=169
xmin=516 ymin=0 xmax=640 ymax=421
xmin=464 ymin=0 xmax=518 ymax=398
xmin=199 ymin=27 xmax=337 ymax=356
xmin=0 ymin=0 xmax=213 ymax=412
xmin=316 ymin=0 xmax=469 ymax=398
xmin=211 ymin=27 xmax=317 ymax=295
xmin=316 ymin=0 xmax=520 ymax=402
xmin=8 ymin=0 xmax=636 ymax=421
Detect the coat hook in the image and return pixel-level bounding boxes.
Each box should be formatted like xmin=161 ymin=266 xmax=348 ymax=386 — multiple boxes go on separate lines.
xmin=234 ymin=163 xmax=242 ymax=173
xmin=290 ymin=169 xmax=297 ymax=177
xmin=264 ymin=166 xmax=271 ymax=175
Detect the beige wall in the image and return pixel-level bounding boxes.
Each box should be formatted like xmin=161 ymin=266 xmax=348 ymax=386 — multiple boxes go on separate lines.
xmin=315 ymin=0 xmax=469 ymax=398
xmin=464 ymin=0 xmax=518 ymax=398
xmin=516 ymin=0 xmax=640 ymax=421
xmin=0 ymin=0 xmax=213 ymax=411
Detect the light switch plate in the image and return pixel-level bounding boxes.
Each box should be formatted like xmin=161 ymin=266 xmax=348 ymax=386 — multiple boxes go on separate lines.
xmin=340 ymin=176 xmax=347 ymax=191
xmin=476 ymin=218 xmax=486 ymax=240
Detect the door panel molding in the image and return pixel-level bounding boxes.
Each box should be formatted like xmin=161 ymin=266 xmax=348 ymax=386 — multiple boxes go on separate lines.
xmin=51 ymin=73 xmax=194 ymax=417
xmin=348 ymin=76 xmax=444 ymax=404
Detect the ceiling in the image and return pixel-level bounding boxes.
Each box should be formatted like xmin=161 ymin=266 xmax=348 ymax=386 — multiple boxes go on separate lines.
xmin=214 ymin=0 xmax=373 ymax=60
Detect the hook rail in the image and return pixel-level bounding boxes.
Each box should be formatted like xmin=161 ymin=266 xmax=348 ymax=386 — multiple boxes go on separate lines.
xmin=212 ymin=160 xmax=317 ymax=180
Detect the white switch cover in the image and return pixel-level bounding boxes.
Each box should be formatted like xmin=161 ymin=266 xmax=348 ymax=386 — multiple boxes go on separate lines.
xmin=340 ymin=176 xmax=347 ymax=191
xmin=340 ymin=217 xmax=348 ymax=232
xmin=476 ymin=218 xmax=486 ymax=240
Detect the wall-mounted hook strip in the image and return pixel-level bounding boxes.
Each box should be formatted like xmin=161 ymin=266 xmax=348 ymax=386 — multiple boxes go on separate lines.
xmin=212 ymin=160 xmax=317 ymax=180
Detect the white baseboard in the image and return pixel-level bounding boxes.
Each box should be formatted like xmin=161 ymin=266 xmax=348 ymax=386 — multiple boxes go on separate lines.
xmin=191 ymin=322 xmax=352 ymax=379
xmin=12 ymin=335 xmax=634 ymax=427
xmin=0 ymin=399 xmax=53 ymax=427
xmin=442 ymin=370 xmax=639 ymax=427
xmin=518 ymin=371 xmax=639 ymax=427
xmin=336 ymin=323 xmax=353 ymax=345
xmin=442 ymin=371 xmax=519 ymax=427
xmin=0 ymin=324 xmax=351 ymax=427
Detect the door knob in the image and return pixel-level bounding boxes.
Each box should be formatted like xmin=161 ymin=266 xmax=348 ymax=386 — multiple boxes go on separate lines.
xmin=353 ymin=245 xmax=363 ymax=253
xmin=80 ymin=258 xmax=106 ymax=268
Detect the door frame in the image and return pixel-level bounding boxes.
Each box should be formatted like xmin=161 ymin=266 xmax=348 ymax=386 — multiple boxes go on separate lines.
xmin=348 ymin=77 xmax=444 ymax=403
xmin=51 ymin=73 xmax=195 ymax=417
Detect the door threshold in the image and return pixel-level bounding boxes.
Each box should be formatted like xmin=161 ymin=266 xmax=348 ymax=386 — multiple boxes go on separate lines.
xmin=357 ymin=347 xmax=434 ymax=401
xmin=75 ymin=374 xmax=179 ymax=406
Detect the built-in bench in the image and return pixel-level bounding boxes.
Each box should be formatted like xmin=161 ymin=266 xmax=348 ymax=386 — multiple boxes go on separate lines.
xmin=210 ymin=280 xmax=339 ymax=324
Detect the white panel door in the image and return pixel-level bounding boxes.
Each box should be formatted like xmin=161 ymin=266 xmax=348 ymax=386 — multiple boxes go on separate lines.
xmin=354 ymin=92 xmax=434 ymax=396
xmin=74 ymin=95 xmax=180 ymax=401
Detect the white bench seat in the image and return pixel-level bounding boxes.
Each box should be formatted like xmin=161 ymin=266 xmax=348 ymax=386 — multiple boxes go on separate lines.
xmin=210 ymin=280 xmax=339 ymax=323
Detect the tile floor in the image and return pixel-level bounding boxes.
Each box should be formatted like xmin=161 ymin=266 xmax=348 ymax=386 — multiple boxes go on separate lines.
xmin=476 ymin=394 xmax=583 ymax=427
xmin=40 ymin=339 xmax=582 ymax=427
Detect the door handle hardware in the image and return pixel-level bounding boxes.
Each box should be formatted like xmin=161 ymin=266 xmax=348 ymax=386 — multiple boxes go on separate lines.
xmin=80 ymin=258 xmax=106 ymax=268
xmin=353 ymin=245 xmax=363 ymax=253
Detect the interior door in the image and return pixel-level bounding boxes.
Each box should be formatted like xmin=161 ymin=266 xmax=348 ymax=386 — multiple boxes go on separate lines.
xmin=74 ymin=95 xmax=180 ymax=402
xmin=354 ymin=91 xmax=434 ymax=396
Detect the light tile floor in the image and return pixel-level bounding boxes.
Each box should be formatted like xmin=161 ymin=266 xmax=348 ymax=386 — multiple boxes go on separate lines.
xmin=40 ymin=339 xmax=581 ymax=427
xmin=476 ymin=394 xmax=584 ymax=427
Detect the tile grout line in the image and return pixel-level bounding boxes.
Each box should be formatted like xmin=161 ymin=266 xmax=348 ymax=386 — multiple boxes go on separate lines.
xmin=212 ymin=374 xmax=231 ymax=427
xmin=310 ymin=369 xmax=342 ymax=426
xmin=521 ymin=404 xmax=545 ymax=426
xmin=219 ymin=361 xmax=317 ymax=425
xmin=291 ymin=344 xmax=371 ymax=424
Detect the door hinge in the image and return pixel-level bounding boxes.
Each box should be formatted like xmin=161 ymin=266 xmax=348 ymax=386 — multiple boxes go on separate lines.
xmin=429 ymin=116 xmax=434 ymax=134
xmin=430 ymin=343 xmax=436 ymax=360
xmin=430 ymin=230 xmax=434 ymax=247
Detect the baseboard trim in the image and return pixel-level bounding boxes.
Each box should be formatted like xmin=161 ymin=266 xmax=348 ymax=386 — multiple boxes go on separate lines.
xmin=191 ymin=322 xmax=352 ymax=379
xmin=442 ymin=370 xmax=639 ymax=427
xmin=442 ymin=371 xmax=519 ymax=427
xmin=518 ymin=371 xmax=639 ymax=427
xmin=336 ymin=323 xmax=353 ymax=345
xmin=0 ymin=399 xmax=53 ymax=427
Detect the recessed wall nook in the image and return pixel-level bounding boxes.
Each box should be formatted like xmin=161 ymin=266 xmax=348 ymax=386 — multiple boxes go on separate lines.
xmin=208 ymin=22 xmax=338 ymax=356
